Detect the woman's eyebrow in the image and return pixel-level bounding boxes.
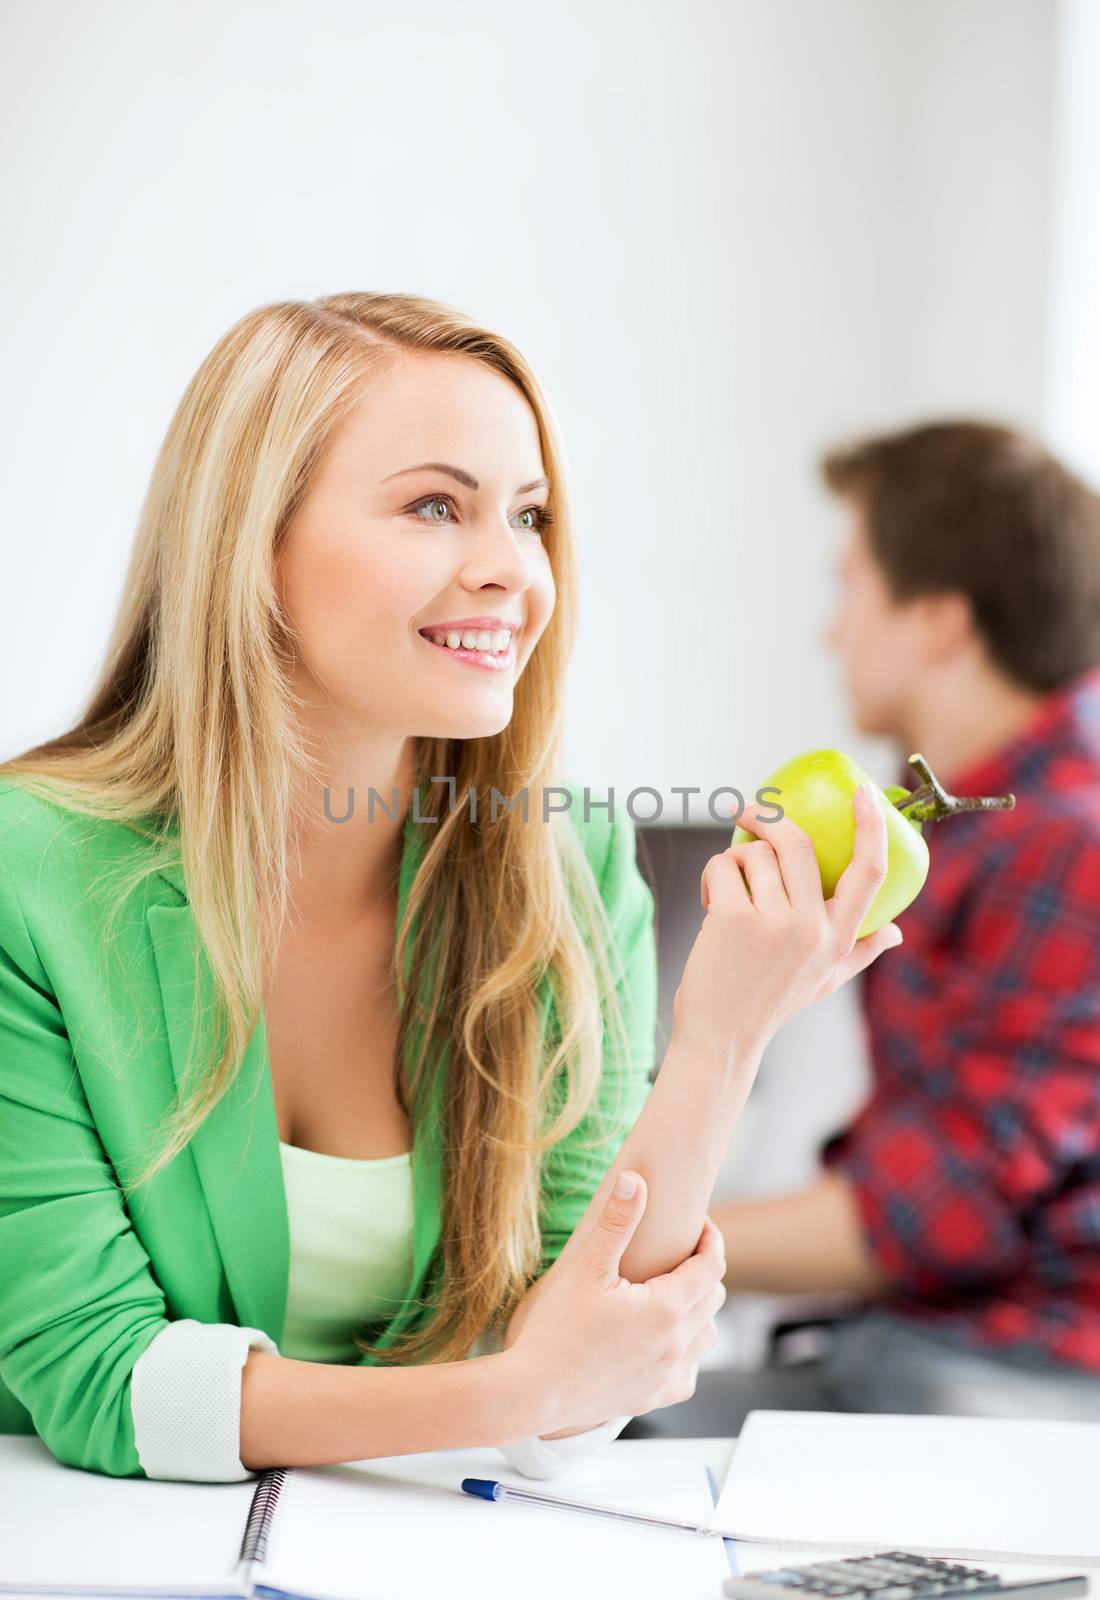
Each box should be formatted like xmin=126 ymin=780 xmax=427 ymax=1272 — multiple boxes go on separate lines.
xmin=380 ymin=461 xmax=549 ymax=494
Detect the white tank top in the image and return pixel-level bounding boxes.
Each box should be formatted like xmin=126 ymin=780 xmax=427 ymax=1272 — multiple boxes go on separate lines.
xmin=277 ymin=1139 xmax=416 ymax=1364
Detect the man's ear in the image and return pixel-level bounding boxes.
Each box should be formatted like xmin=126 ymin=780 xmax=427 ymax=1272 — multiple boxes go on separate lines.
xmin=919 ymin=589 xmax=977 ymax=662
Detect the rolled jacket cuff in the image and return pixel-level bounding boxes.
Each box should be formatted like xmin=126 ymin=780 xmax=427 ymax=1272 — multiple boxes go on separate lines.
xmin=130 ymin=1317 xmax=279 ymax=1482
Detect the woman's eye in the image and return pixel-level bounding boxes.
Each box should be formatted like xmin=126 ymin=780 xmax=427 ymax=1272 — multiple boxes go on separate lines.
xmin=510 ymin=505 xmax=553 ymax=536
xmin=411 ymin=495 xmax=456 ymax=524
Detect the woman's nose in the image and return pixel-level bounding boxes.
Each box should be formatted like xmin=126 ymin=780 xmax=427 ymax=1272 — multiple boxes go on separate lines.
xmin=459 ymin=515 xmax=535 ymax=592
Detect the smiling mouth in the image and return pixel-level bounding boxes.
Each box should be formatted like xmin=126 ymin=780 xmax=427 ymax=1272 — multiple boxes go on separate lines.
xmin=418 ymin=628 xmax=516 ymax=673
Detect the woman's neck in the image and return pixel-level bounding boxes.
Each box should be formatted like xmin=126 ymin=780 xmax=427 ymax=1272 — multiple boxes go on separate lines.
xmin=286 ymin=710 xmax=418 ymax=921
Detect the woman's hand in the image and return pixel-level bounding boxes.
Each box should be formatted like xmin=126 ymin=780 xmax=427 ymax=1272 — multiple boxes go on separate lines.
xmin=672 ymin=783 xmax=902 ymax=1067
xmin=504 ymin=1170 xmax=727 ymax=1435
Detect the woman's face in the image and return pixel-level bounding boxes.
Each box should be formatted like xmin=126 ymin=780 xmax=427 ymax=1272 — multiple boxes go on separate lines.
xmin=278 ymin=350 xmax=556 ymax=743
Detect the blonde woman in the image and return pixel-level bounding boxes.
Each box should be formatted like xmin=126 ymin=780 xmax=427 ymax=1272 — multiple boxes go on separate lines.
xmin=0 ymin=292 xmax=899 ymax=1484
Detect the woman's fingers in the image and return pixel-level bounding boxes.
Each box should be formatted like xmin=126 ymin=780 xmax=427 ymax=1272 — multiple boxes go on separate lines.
xmin=828 ymin=783 xmax=890 ymax=947
xmin=650 ymin=1216 xmax=726 ymax=1312
xmin=823 ymin=920 xmax=903 ymax=993
xmin=728 ymin=840 xmax=787 ymax=913
xmin=682 ymin=1318 xmax=719 ymax=1366
xmin=694 ymin=1214 xmax=726 ymax=1273
xmin=734 ymin=800 xmax=826 ymax=914
xmin=699 ymin=849 xmax=751 ymax=916
xmin=690 ymin=1276 xmax=727 ymax=1322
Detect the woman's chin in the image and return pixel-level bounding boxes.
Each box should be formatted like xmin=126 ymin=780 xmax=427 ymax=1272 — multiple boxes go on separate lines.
xmin=416 ymin=702 xmax=515 ymax=742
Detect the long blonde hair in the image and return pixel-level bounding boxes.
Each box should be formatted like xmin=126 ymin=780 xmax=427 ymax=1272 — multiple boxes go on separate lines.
xmin=0 ymin=292 xmax=634 ymax=1365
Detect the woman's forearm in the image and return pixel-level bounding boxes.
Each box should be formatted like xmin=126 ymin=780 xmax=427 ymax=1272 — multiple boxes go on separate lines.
xmin=239 ymin=1345 xmax=542 ymax=1470
xmin=500 ymin=1030 xmax=757 ymax=1442
xmin=610 ymin=1030 xmax=762 ymax=1284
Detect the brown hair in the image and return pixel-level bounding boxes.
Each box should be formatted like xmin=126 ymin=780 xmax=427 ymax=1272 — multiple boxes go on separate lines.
xmin=820 ymin=420 xmax=1100 ymax=691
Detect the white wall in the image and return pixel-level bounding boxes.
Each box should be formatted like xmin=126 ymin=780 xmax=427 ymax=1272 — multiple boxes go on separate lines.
xmin=0 ymin=0 xmax=1058 ymax=805
xmin=1044 ymin=0 xmax=1100 ymax=486
xmin=564 ymin=0 xmax=1057 ymax=816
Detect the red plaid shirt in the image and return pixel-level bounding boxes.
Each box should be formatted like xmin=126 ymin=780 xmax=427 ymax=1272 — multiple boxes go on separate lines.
xmin=823 ymin=666 xmax=1100 ymax=1371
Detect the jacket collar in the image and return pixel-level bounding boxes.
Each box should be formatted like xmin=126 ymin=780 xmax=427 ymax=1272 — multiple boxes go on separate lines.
xmin=144 ymin=804 xmax=443 ymax=1352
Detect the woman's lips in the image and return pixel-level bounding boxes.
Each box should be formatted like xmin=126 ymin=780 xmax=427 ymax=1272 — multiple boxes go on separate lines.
xmin=418 ymin=631 xmax=515 ymax=673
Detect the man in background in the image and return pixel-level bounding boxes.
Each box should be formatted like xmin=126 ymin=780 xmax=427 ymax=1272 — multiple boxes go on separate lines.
xmin=628 ymin=420 xmax=1100 ymax=1434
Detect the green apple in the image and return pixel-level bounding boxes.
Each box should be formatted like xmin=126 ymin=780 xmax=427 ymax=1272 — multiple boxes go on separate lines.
xmin=733 ymin=749 xmax=1015 ymax=939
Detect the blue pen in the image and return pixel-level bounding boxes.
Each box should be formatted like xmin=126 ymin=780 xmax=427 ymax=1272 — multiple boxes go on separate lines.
xmin=461 ymin=1477 xmax=722 ymax=1538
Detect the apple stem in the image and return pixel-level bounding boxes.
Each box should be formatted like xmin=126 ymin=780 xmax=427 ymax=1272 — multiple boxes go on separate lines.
xmin=892 ymin=753 xmax=1016 ymax=825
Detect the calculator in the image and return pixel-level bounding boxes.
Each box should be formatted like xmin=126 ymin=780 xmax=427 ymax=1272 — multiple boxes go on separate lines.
xmin=722 ymin=1553 xmax=1090 ymax=1600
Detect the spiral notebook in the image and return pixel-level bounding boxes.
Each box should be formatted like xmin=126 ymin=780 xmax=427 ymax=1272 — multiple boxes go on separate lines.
xmin=0 ymin=1435 xmax=728 ymax=1599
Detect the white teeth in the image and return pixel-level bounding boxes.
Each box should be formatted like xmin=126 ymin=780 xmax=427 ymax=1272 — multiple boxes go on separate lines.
xmin=430 ymin=627 xmax=513 ymax=655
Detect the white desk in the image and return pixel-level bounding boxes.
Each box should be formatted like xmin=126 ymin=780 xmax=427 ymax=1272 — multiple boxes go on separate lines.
xmin=2 ymin=1434 xmax=1094 ymax=1599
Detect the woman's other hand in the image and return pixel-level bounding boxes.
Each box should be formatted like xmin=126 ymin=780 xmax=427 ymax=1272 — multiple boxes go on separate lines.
xmin=505 ymin=1170 xmax=726 ymax=1435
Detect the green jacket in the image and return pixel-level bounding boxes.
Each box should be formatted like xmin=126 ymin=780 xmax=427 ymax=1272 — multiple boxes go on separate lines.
xmin=0 ymin=776 xmax=657 ymax=1478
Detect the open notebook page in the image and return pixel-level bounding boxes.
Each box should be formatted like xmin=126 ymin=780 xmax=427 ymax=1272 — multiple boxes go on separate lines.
xmin=261 ymin=1445 xmax=728 ymax=1600
xmin=711 ymin=1411 xmax=1100 ymax=1565
xmin=0 ymin=1435 xmax=255 ymax=1595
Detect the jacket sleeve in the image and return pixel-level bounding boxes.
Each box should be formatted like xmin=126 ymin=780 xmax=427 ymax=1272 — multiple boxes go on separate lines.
xmin=0 ymin=847 xmax=271 ymax=1481
xmin=129 ymin=1320 xmax=279 ymax=1480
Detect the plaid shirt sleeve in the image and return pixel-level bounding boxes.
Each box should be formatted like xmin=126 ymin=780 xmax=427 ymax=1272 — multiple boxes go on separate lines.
xmin=823 ymin=814 xmax=1100 ymax=1296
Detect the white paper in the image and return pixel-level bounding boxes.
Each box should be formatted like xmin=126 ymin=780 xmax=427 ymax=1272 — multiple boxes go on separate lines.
xmin=0 ymin=1435 xmax=254 ymax=1594
xmin=711 ymin=1411 xmax=1100 ymax=1565
xmin=262 ymin=1445 xmax=729 ymax=1600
